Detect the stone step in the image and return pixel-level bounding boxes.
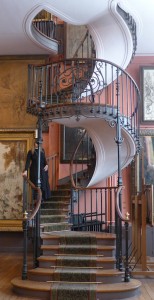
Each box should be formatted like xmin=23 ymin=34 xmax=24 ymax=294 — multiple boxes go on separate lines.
xmin=38 ymin=254 xmax=115 ymax=269
xmin=51 ymin=189 xmax=71 ymax=196
xmin=41 ymin=222 xmax=72 ymax=232
xmin=40 ymin=215 xmax=68 ymax=223
xmin=41 ymin=232 xmax=116 ymax=246
xmin=28 ymin=267 xmax=124 ymax=284
xmin=11 ymin=277 xmax=141 ymax=300
xmin=41 ymin=201 xmax=70 ymax=209
xmin=41 ymin=208 xmax=69 ymax=215
xmin=41 ymin=243 xmax=116 ymax=257
xmin=49 ymin=195 xmax=71 ymax=201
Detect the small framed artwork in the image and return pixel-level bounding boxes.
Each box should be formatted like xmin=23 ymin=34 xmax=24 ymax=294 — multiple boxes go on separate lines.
xmin=141 ymin=66 xmax=154 ymax=123
xmin=60 ymin=125 xmax=93 ymax=163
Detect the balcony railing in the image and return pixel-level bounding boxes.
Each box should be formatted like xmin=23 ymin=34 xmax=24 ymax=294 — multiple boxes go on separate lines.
xmin=27 ymin=58 xmax=140 ymax=150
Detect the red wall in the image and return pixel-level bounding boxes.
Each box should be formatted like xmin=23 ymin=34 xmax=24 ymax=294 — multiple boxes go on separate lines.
xmin=43 ymin=56 xmax=154 ymax=211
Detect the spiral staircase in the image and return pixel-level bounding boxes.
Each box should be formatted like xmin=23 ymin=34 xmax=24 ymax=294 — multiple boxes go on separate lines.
xmin=27 ymin=57 xmax=140 ymax=185
xmin=11 ymin=1 xmax=142 ymax=299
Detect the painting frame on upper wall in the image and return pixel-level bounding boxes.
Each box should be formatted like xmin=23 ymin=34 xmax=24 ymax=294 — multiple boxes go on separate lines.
xmin=139 ymin=128 xmax=154 ymax=226
xmin=140 ymin=66 xmax=154 ymax=124
xmin=60 ymin=125 xmax=93 ymax=164
xmin=0 ymin=129 xmax=35 ymax=231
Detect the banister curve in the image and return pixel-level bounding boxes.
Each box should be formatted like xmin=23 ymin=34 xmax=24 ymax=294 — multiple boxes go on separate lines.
xmin=116 ymin=185 xmax=130 ymax=222
xmin=23 ymin=175 xmax=42 ymax=221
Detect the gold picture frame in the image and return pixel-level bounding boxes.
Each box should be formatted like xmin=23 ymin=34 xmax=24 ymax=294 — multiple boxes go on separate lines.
xmin=0 ymin=129 xmax=35 ymax=231
xmin=141 ymin=66 xmax=154 ymax=124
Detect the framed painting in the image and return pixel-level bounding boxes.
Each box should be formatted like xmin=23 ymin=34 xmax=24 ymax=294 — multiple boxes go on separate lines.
xmin=141 ymin=66 xmax=154 ymax=123
xmin=60 ymin=125 xmax=93 ymax=163
xmin=0 ymin=129 xmax=35 ymax=231
xmin=139 ymin=129 xmax=154 ymax=225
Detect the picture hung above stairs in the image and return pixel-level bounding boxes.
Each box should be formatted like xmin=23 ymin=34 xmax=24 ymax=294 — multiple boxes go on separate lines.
xmin=60 ymin=125 xmax=93 ymax=163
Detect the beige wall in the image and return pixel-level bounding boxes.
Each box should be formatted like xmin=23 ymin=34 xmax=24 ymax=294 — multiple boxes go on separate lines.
xmin=0 ymin=57 xmax=47 ymax=129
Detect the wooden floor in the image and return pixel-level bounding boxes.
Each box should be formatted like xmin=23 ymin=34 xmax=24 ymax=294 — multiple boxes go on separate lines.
xmin=0 ymin=252 xmax=42 ymax=300
xmin=1 ymin=252 xmax=154 ymax=300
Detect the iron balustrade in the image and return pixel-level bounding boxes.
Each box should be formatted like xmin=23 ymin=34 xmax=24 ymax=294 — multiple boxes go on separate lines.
xmin=22 ymin=176 xmax=42 ymax=279
xmin=26 ymin=57 xmax=141 ymax=284
xmin=70 ymin=186 xmax=117 ymax=234
xmin=32 ymin=20 xmax=56 ymax=39
xmin=117 ymin=4 xmax=137 ymax=61
xmin=27 ymin=58 xmax=140 ymax=152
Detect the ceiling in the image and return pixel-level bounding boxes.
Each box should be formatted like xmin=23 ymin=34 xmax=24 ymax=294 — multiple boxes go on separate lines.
xmin=0 ymin=0 xmax=153 ymax=57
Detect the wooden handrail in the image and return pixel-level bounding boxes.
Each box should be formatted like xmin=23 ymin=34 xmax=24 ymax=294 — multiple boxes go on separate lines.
xmin=116 ymin=185 xmax=130 ymax=222
xmin=23 ymin=175 xmax=42 ymax=221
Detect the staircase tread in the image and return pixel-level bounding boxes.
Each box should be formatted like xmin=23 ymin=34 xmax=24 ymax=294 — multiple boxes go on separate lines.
xmin=28 ymin=267 xmax=124 ymax=275
xmin=39 ymin=254 xmax=115 ymax=262
xmin=41 ymin=231 xmax=116 ymax=239
xmin=42 ymin=201 xmax=69 ymax=204
xmin=11 ymin=277 xmax=141 ymax=293
xmin=41 ymin=214 xmax=68 ymax=217
xmin=96 ymin=279 xmax=142 ymax=293
xmin=41 ymin=244 xmax=115 ymax=250
xmin=11 ymin=277 xmax=50 ymax=291
xmin=41 ymin=222 xmax=70 ymax=226
xmin=38 ymin=255 xmax=109 ymax=261
xmin=41 ymin=208 xmax=69 ymax=214
xmin=50 ymin=196 xmax=70 ymax=198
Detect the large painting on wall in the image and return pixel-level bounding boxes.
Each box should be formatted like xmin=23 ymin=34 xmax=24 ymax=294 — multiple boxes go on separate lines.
xmin=0 ymin=130 xmax=35 ymax=231
xmin=140 ymin=129 xmax=154 ymax=225
xmin=141 ymin=66 xmax=154 ymax=123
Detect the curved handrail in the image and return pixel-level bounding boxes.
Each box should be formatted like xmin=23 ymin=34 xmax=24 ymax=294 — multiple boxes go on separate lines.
xmin=23 ymin=175 xmax=42 ymax=221
xmin=27 ymin=57 xmax=140 ymax=135
xmin=32 ymin=21 xmax=58 ymax=43
xmin=28 ymin=57 xmax=140 ymax=181
xmin=32 ymin=19 xmax=56 ymax=40
xmin=28 ymin=57 xmax=140 ymax=94
xmin=116 ymin=185 xmax=130 ymax=222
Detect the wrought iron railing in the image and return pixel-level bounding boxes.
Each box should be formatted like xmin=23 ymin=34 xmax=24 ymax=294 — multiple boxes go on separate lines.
xmin=22 ymin=176 xmax=42 ymax=279
xmin=117 ymin=4 xmax=137 ymax=61
xmin=70 ymin=186 xmax=117 ymax=233
xmin=32 ymin=20 xmax=56 ymax=39
xmin=27 ymin=58 xmax=140 ymax=150
xmin=27 ymin=57 xmax=141 ymax=284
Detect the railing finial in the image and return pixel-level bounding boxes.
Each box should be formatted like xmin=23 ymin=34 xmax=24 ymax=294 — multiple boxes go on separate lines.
xmin=23 ymin=210 xmax=28 ymax=220
xmin=126 ymin=212 xmax=130 ymax=221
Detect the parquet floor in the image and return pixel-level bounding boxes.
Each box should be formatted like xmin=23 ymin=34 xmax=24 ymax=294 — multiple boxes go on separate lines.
xmin=0 ymin=252 xmax=42 ymax=300
xmin=1 ymin=252 xmax=154 ymax=300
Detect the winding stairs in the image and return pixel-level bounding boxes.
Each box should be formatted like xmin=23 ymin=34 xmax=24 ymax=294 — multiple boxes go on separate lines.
xmin=11 ymin=2 xmax=142 ymax=297
xmin=12 ymin=187 xmax=141 ymax=299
